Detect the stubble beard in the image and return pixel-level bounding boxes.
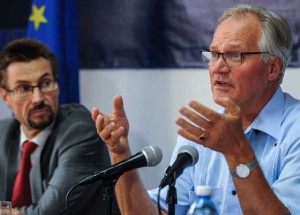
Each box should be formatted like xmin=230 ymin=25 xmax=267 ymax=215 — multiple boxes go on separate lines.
xmin=28 ymin=102 xmax=55 ymax=129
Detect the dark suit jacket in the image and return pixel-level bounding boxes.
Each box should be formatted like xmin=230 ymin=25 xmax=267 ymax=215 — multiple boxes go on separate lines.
xmin=0 ymin=103 xmax=115 ymax=215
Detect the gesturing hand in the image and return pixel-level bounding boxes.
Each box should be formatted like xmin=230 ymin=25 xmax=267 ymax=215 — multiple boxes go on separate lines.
xmin=176 ymin=97 xmax=252 ymax=159
xmin=92 ymin=94 xmax=130 ymax=156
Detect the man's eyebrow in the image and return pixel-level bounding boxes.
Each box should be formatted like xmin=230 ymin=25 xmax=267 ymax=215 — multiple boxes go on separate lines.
xmin=209 ymin=45 xmax=215 ymax=50
xmin=38 ymin=73 xmax=53 ymax=80
xmin=14 ymin=72 xmax=53 ymax=84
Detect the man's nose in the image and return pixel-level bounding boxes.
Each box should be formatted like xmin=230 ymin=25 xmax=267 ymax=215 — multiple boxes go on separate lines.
xmin=31 ymin=87 xmax=44 ymax=102
xmin=210 ymin=55 xmax=230 ymax=73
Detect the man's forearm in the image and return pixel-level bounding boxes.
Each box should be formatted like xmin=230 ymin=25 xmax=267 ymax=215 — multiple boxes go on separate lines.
xmin=232 ymin=166 xmax=290 ymax=215
xmin=115 ymin=170 xmax=160 ymax=215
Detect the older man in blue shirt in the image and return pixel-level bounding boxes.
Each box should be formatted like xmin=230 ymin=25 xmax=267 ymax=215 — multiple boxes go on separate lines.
xmin=92 ymin=4 xmax=299 ymax=215
xmin=148 ymin=87 xmax=300 ymax=214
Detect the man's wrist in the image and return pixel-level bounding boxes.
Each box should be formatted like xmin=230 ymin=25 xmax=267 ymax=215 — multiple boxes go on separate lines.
xmin=229 ymin=157 xmax=259 ymax=179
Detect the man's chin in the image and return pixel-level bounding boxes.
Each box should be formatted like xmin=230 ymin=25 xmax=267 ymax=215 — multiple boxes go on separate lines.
xmin=29 ymin=120 xmax=52 ymax=129
xmin=28 ymin=107 xmax=55 ymax=129
xmin=28 ymin=115 xmax=54 ymax=130
xmin=213 ymin=92 xmax=226 ymax=100
xmin=213 ymin=92 xmax=235 ymax=106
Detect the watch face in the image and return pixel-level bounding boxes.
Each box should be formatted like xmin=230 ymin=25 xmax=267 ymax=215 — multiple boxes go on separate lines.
xmin=236 ymin=164 xmax=250 ymax=178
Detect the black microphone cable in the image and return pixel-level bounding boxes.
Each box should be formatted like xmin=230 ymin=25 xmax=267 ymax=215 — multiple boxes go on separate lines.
xmin=65 ymin=181 xmax=80 ymax=213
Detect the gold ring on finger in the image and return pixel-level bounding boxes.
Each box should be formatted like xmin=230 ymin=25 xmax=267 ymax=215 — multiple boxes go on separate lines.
xmin=198 ymin=133 xmax=207 ymax=141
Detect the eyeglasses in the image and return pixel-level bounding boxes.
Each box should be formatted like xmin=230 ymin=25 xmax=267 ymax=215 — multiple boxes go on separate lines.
xmin=5 ymin=80 xmax=58 ymax=98
xmin=201 ymin=51 xmax=270 ymax=67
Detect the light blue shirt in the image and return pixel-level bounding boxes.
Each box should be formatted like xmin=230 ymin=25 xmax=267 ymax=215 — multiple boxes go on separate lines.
xmin=149 ymin=87 xmax=300 ymax=214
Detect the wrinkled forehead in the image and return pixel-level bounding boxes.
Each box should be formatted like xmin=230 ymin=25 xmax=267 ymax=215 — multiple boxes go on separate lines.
xmin=211 ymin=15 xmax=262 ymax=51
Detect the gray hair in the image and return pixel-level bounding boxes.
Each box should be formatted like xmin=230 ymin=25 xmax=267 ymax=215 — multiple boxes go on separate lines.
xmin=218 ymin=4 xmax=292 ymax=84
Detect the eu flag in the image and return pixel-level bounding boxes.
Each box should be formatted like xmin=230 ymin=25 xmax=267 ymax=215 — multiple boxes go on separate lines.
xmin=27 ymin=0 xmax=79 ymax=104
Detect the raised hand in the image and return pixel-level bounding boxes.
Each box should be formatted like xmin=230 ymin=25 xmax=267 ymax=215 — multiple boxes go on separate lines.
xmin=176 ymin=97 xmax=253 ymax=161
xmin=92 ymin=94 xmax=130 ymax=156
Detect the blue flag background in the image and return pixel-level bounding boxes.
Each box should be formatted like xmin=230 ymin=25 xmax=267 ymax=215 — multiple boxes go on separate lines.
xmin=27 ymin=0 xmax=79 ymax=104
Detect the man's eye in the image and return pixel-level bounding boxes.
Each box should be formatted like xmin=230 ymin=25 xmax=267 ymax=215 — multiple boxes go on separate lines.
xmin=211 ymin=52 xmax=219 ymax=59
xmin=40 ymin=80 xmax=51 ymax=88
xmin=231 ymin=52 xmax=241 ymax=59
xmin=16 ymin=85 xmax=32 ymax=93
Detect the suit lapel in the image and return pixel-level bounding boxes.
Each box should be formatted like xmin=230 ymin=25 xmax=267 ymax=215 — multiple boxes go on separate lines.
xmin=30 ymin=151 xmax=44 ymax=201
xmin=30 ymin=110 xmax=62 ymax=202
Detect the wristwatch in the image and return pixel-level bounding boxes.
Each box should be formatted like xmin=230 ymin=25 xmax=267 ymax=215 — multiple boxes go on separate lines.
xmin=230 ymin=158 xmax=258 ymax=179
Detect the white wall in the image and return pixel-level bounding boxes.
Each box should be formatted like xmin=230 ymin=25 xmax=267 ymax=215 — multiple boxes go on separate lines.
xmin=1 ymin=68 xmax=299 ymax=189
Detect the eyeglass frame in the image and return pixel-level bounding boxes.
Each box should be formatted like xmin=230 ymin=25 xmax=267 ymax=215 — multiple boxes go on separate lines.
xmin=3 ymin=79 xmax=59 ymax=98
xmin=201 ymin=50 xmax=270 ymax=67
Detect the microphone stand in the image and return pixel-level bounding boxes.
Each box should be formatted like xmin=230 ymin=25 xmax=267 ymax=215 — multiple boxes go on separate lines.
xmin=102 ymin=174 xmax=122 ymax=215
xmin=166 ymin=173 xmax=177 ymax=215
xmin=103 ymin=179 xmax=117 ymax=215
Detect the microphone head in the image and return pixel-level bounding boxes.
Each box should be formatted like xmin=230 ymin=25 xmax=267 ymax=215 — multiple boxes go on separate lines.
xmin=178 ymin=145 xmax=199 ymax=166
xmin=142 ymin=145 xmax=163 ymax=167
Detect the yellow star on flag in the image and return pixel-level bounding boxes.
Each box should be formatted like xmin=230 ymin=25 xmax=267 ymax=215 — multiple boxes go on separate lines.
xmin=29 ymin=4 xmax=48 ymax=30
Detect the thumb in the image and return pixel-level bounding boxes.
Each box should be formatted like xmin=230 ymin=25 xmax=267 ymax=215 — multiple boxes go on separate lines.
xmin=214 ymin=96 xmax=240 ymax=116
xmin=113 ymin=94 xmax=127 ymax=117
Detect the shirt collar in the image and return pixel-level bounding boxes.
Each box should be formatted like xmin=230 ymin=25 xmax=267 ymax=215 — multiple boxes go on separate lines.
xmin=20 ymin=121 xmax=54 ymax=149
xmin=249 ymin=87 xmax=284 ymax=141
xmin=219 ymin=87 xmax=284 ymax=141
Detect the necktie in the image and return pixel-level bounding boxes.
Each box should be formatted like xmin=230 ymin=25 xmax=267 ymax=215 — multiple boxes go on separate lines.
xmin=12 ymin=141 xmax=38 ymax=208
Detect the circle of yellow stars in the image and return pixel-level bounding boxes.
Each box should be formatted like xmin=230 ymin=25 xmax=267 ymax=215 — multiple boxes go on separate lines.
xmin=29 ymin=4 xmax=48 ymax=30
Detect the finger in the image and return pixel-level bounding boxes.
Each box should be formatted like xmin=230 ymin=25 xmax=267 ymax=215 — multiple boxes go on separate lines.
xmin=107 ymin=126 xmax=125 ymax=145
xmin=91 ymin=107 xmax=100 ymax=121
xmin=95 ymin=115 xmax=106 ymax=135
xmin=177 ymin=128 xmax=206 ymax=145
xmin=102 ymin=126 xmax=126 ymax=150
xmin=99 ymin=122 xmax=126 ymax=142
xmin=92 ymin=107 xmax=106 ymax=122
xmin=176 ymin=117 xmax=206 ymax=137
xmin=188 ymin=100 xmax=221 ymax=121
xmin=113 ymin=94 xmax=127 ymax=117
xmin=100 ymin=122 xmax=117 ymax=141
xmin=95 ymin=114 xmax=113 ymax=134
xmin=179 ymin=106 xmax=211 ymax=129
xmin=214 ymin=96 xmax=240 ymax=116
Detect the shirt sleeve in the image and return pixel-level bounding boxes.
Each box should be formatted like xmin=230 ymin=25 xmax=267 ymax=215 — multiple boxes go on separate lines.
xmin=272 ymin=130 xmax=300 ymax=214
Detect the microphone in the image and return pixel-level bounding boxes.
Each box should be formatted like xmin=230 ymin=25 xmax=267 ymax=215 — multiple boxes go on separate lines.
xmin=77 ymin=145 xmax=163 ymax=186
xmin=159 ymin=145 xmax=199 ymax=188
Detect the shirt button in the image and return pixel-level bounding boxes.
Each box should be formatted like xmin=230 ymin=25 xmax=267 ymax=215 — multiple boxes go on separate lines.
xmin=232 ymin=190 xmax=237 ymax=195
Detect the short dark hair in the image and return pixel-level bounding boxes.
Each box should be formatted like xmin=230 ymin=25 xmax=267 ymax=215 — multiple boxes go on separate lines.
xmin=0 ymin=38 xmax=58 ymax=88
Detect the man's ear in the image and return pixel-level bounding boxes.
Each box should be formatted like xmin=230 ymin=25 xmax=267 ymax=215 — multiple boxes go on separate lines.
xmin=268 ymin=57 xmax=282 ymax=81
xmin=0 ymin=87 xmax=12 ymax=108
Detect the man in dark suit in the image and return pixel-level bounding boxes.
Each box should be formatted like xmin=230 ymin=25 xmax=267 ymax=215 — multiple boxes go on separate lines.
xmin=0 ymin=38 xmax=111 ymax=215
